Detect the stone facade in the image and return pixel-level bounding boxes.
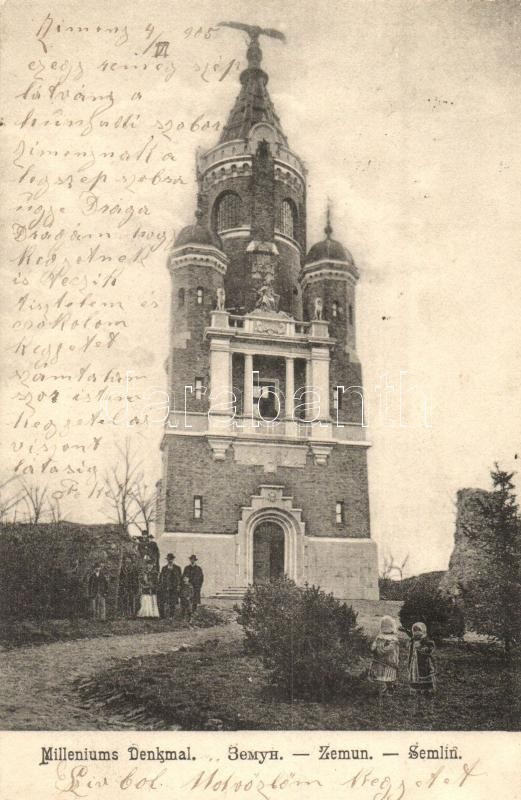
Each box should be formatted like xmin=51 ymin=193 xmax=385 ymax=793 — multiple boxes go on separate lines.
xmin=156 ymin=31 xmax=379 ymax=600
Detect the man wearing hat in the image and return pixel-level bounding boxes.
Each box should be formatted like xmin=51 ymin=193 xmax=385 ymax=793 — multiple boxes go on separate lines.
xmin=183 ymin=555 xmax=204 ymax=609
xmin=158 ymin=553 xmax=182 ymax=618
xmin=137 ymin=530 xmax=160 ymax=571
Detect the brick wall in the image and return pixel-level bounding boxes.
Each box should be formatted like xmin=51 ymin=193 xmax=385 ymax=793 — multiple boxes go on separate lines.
xmin=169 ymin=263 xmax=224 ymax=414
xmin=329 ymin=353 xmax=365 ymax=426
xmin=194 ymin=146 xmax=305 ymax=316
xmin=163 ymin=435 xmax=371 ymax=539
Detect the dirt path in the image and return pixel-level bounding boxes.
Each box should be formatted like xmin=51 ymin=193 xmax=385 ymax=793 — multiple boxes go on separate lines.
xmin=0 ymin=621 xmax=242 ymax=730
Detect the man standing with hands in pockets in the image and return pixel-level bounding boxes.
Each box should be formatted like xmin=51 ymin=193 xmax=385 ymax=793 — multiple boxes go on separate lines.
xmin=183 ymin=554 xmax=204 ymax=609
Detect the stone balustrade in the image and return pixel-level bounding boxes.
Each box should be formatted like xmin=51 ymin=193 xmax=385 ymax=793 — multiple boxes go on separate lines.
xmin=209 ymin=310 xmax=329 ymax=341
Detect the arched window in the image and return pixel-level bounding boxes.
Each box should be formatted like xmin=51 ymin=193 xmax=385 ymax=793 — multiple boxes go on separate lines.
xmin=332 ymin=301 xmax=338 ymax=318
xmin=349 ymin=304 xmax=354 ymax=325
xmin=177 ymin=288 xmax=185 ymax=308
xmin=196 ymin=287 xmax=204 ymax=305
xmin=279 ymin=199 xmax=297 ymax=238
xmin=215 ymin=192 xmax=241 ymax=232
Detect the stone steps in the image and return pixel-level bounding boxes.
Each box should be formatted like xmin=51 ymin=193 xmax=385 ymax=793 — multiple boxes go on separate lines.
xmin=210 ymin=586 xmax=248 ymax=599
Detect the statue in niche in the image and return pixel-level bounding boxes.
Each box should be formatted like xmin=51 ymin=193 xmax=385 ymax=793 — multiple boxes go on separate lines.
xmin=216 ymin=286 xmax=226 ymax=311
xmin=314 ymin=296 xmax=323 ymax=320
xmin=256 ymin=274 xmax=278 ymax=312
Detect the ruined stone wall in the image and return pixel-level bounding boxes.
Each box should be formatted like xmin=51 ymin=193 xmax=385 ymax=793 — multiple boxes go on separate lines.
xmin=439 ymin=488 xmax=492 ymax=596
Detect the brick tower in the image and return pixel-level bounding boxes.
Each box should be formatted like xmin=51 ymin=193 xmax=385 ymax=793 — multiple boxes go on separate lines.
xmin=156 ymin=27 xmax=379 ymax=599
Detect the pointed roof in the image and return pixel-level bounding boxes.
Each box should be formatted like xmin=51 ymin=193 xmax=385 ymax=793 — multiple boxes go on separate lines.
xmin=305 ymin=204 xmax=355 ymax=267
xmin=218 ymin=33 xmax=288 ymax=145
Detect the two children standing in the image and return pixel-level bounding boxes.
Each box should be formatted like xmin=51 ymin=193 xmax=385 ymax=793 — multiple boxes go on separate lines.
xmin=369 ymin=615 xmax=436 ymax=709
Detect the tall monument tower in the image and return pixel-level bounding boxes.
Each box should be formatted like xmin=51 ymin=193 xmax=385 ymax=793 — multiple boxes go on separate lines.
xmin=156 ymin=24 xmax=379 ymax=599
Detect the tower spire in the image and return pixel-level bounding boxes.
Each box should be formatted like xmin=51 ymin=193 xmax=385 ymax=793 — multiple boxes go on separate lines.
xmin=325 ymin=200 xmax=333 ymax=239
xmin=217 ymin=21 xmax=288 ymax=144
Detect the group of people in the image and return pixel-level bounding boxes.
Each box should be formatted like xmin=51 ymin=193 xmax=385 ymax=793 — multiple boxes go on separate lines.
xmin=369 ymin=615 xmax=436 ymax=710
xmin=88 ymin=535 xmax=204 ymax=625
xmin=137 ymin=553 xmax=204 ymax=624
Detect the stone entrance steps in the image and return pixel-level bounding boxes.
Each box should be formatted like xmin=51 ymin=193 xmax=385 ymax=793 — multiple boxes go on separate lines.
xmin=210 ymin=586 xmax=248 ymax=600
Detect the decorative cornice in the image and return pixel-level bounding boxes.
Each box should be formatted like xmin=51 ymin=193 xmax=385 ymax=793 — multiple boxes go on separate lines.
xmin=168 ymin=246 xmax=228 ymax=276
xmin=219 ymin=227 xmax=251 ymax=239
xmin=160 ymin=430 xmax=371 ymax=449
xmin=274 ymin=231 xmax=302 ymax=254
xmin=300 ymin=261 xmax=359 ymax=287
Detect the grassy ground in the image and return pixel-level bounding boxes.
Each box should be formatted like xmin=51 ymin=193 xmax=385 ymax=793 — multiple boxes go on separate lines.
xmin=78 ymin=634 xmax=521 ymax=731
xmin=0 ymin=606 xmax=227 ymax=649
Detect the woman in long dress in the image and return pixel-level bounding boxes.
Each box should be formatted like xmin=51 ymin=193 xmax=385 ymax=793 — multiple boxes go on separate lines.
xmin=137 ymin=562 xmax=160 ymax=618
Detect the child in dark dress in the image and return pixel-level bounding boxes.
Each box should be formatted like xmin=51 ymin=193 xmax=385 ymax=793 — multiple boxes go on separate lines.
xmin=408 ymin=621 xmax=436 ymax=712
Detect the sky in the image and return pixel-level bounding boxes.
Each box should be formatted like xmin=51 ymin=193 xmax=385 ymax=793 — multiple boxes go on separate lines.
xmin=1 ymin=0 xmax=520 ymax=576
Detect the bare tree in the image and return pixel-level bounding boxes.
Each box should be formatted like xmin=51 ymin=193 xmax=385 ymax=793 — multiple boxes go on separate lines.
xmin=48 ymin=497 xmax=62 ymax=524
xmin=380 ymin=551 xmax=410 ymax=581
xmin=129 ymin=482 xmax=157 ymax=534
xmin=18 ymin=478 xmax=48 ymax=524
xmin=0 ymin=476 xmax=24 ymax=523
xmin=103 ymin=438 xmax=145 ymax=532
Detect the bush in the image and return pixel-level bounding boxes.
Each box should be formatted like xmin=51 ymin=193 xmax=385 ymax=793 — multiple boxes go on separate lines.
xmin=0 ymin=522 xmax=137 ymax=621
xmin=379 ymin=577 xmax=404 ymax=600
xmin=399 ymin=587 xmax=464 ymax=642
xmin=235 ymin=577 xmax=366 ymax=701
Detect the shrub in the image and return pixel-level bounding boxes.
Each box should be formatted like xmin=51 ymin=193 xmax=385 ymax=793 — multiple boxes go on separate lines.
xmin=0 ymin=522 xmax=136 ymax=621
xmin=235 ymin=577 xmax=366 ymax=701
xmin=399 ymin=587 xmax=464 ymax=642
xmin=379 ymin=577 xmax=404 ymax=600
xmin=458 ymin=466 xmax=521 ymax=657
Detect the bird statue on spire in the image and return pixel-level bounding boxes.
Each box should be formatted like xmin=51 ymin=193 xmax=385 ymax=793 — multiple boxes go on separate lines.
xmin=218 ymin=21 xmax=286 ymax=68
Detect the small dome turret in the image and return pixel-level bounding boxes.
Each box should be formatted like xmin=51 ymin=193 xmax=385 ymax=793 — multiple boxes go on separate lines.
xmin=174 ymin=208 xmax=223 ymax=250
xmin=305 ymin=208 xmax=353 ymax=266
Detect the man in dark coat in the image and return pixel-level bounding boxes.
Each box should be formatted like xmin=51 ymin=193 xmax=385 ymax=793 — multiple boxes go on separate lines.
xmin=88 ymin=562 xmax=109 ymax=621
xmin=137 ymin=530 xmax=160 ymax=571
xmin=182 ymin=555 xmax=204 ymax=609
xmin=158 ymin=553 xmax=182 ymax=618
xmin=119 ymin=554 xmax=141 ymax=618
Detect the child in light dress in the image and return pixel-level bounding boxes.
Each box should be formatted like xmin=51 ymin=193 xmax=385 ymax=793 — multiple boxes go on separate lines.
xmin=369 ymin=615 xmax=400 ymax=706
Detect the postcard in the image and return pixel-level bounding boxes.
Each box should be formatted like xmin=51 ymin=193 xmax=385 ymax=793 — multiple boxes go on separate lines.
xmin=1 ymin=1 xmax=520 ymax=798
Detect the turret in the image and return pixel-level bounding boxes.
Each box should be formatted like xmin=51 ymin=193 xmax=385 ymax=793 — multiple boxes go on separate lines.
xmin=166 ymin=206 xmax=228 ymax=415
xmin=301 ymin=208 xmax=359 ymax=352
xmin=301 ymin=208 xmax=363 ymax=425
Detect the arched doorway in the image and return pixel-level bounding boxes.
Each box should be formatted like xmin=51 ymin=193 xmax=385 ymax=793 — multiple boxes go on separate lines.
xmin=253 ymin=521 xmax=285 ymax=582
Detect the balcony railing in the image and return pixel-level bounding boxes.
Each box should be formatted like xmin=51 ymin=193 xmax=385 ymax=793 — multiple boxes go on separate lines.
xmin=209 ymin=311 xmax=329 ymax=340
xmin=166 ymin=411 xmax=366 ymax=443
